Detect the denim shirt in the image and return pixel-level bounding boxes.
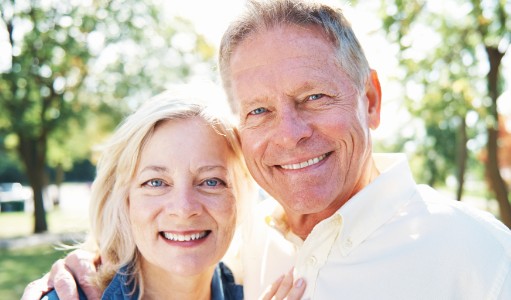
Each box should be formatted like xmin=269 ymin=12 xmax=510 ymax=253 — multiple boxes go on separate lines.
xmin=42 ymin=262 xmax=243 ymax=300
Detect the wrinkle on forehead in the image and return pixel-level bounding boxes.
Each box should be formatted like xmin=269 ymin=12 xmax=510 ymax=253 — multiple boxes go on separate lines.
xmin=229 ymin=23 xmax=336 ymax=73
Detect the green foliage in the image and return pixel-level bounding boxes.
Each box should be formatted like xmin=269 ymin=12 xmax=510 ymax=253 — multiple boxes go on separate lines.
xmin=0 ymin=151 xmax=27 ymax=183
xmin=0 ymin=0 xmax=216 ymax=232
xmin=377 ymin=0 xmax=510 ymax=188
xmin=0 ymin=0 xmax=215 ymax=174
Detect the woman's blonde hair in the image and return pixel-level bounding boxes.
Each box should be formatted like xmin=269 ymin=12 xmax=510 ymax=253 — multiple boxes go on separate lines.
xmin=83 ymin=85 xmax=253 ymax=295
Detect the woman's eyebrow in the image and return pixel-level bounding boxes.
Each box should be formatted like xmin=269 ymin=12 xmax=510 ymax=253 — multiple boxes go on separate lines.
xmin=196 ymin=165 xmax=228 ymax=173
xmin=139 ymin=165 xmax=169 ymax=174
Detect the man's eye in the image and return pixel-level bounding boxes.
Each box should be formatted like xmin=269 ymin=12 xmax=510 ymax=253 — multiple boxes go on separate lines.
xmin=144 ymin=179 xmax=165 ymax=187
xmin=249 ymin=107 xmax=267 ymax=115
xmin=308 ymin=94 xmax=324 ymax=101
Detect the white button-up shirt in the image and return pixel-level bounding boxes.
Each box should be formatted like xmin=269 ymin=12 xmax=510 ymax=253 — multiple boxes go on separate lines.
xmin=239 ymin=154 xmax=511 ymax=299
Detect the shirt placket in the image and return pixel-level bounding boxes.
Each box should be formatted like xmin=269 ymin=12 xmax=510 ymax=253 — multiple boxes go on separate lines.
xmin=294 ymin=214 xmax=343 ymax=299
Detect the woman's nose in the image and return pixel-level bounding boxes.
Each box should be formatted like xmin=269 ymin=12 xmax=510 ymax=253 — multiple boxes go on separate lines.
xmin=164 ymin=187 xmax=203 ymax=218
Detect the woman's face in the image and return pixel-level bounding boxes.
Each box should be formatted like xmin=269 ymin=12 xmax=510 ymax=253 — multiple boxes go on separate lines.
xmin=128 ymin=117 xmax=237 ymax=277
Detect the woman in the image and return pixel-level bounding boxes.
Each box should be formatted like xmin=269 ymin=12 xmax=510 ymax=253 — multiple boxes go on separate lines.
xmin=42 ymin=88 xmax=252 ymax=299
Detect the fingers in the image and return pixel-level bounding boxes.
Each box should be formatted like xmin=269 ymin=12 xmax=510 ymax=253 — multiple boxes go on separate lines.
xmin=261 ymin=275 xmax=285 ymax=300
xmin=261 ymin=269 xmax=307 ymax=300
xmin=21 ymin=249 xmax=101 ymax=300
xmin=21 ymin=273 xmax=52 ymax=300
xmin=64 ymin=249 xmax=102 ymax=299
xmin=51 ymin=259 xmax=80 ymax=300
xmin=284 ymin=278 xmax=306 ymax=300
xmin=272 ymin=269 xmax=295 ymax=299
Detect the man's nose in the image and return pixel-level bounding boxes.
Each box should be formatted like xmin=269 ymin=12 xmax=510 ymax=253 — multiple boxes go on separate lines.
xmin=272 ymin=106 xmax=313 ymax=149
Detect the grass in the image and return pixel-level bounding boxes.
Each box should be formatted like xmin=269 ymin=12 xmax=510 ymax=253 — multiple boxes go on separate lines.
xmin=0 ymin=202 xmax=89 ymax=299
xmin=0 ymin=245 xmax=70 ymax=299
xmin=0 ymin=207 xmax=89 ymax=239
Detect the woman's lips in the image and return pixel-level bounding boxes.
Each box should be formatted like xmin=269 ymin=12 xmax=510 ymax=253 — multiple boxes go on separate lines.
xmin=160 ymin=230 xmax=211 ymax=242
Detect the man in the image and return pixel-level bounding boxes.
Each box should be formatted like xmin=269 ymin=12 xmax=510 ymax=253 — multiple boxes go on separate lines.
xmin=24 ymin=0 xmax=511 ymax=299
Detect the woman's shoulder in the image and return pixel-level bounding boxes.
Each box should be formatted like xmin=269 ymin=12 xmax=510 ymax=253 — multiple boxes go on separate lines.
xmin=40 ymin=290 xmax=59 ymax=300
xmin=101 ymin=265 xmax=139 ymax=300
xmin=41 ymin=286 xmax=87 ymax=300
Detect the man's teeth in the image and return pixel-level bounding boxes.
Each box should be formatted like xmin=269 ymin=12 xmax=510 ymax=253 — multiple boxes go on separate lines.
xmin=163 ymin=231 xmax=208 ymax=242
xmin=281 ymin=154 xmax=327 ymax=170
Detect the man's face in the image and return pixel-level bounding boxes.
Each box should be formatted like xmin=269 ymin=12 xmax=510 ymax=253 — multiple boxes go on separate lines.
xmin=228 ymin=24 xmax=381 ymax=222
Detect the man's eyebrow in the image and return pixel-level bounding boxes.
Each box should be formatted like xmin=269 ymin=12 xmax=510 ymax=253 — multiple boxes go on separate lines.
xmin=240 ymin=97 xmax=266 ymax=111
xmin=286 ymin=82 xmax=317 ymax=96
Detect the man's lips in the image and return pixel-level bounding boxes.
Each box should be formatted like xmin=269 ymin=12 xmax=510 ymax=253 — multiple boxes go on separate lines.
xmin=160 ymin=230 xmax=211 ymax=242
xmin=279 ymin=153 xmax=329 ymax=170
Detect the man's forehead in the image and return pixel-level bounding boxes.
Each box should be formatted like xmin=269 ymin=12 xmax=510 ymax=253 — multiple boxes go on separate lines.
xmin=229 ymin=57 xmax=349 ymax=103
xmin=230 ymin=25 xmax=333 ymax=65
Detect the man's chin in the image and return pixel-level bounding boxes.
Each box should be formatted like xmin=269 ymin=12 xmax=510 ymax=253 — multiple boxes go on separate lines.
xmin=283 ymin=199 xmax=333 ymax=216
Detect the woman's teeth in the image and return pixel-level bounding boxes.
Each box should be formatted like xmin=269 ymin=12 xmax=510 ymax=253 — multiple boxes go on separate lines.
xmin=162 ymin=231 xmax=209 ymax=242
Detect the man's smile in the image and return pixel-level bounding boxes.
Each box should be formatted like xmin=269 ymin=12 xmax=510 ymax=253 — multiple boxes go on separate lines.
xmin=279 ymin=153 xmax=330 ymax=170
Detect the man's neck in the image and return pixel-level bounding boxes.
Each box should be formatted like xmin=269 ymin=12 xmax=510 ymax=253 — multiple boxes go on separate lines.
xmin=286 ymin=207 xmax=341 ymax=240
xmin=286 ymin=159 xmax=381 ymax=240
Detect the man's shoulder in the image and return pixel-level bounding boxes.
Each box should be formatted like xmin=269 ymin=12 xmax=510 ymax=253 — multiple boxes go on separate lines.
xmin=412 ymin=184 xmax=511 ymax=249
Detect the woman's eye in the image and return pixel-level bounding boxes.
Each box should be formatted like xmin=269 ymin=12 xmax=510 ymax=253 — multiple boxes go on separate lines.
xmin=202 ymin=178 xmax=226 ymax=187
xmin=308 ymin=94 xmax=324 ymax=101
xmin=249 ymin=107 xmax=267 ymax=115
xmin=144 ymin=179 xmax=165 ymax=187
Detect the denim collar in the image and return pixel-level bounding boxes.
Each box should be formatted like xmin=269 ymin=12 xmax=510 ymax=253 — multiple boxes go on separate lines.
xmin=102 ymin=262 xmax=243 ymax=300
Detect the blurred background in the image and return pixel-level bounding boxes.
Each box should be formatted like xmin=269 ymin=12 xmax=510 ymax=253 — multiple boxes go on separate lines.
xmin=0 ymin=0 xmax=510 ymax=298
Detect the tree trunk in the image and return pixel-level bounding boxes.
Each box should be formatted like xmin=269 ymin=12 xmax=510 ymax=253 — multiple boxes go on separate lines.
xmin=28 ymin=166 xmax=47 ymax=233
xmin=54 ymin=163 xmax=64 ymax=206
xmin=485 ymin=46 xmax=511 ymax=228
xmin=18 ymin=136 xmax=48 ymax=233
xmin=455 ymin=116 xmax=467 ymax=201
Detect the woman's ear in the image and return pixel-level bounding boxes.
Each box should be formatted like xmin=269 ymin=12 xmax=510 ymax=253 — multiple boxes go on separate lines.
xmin=366 ymin=69 xmax=382 ymax=130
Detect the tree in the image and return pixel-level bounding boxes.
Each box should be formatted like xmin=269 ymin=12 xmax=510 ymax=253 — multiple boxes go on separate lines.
xmin=471 ymin=0 xmax=511 ymax=228
xmin=0 ymin=0 xmax=96 ymax=232
xmin=0 ymin=0 xmax=215 ymax=233
xmin=378 ymin=0 xmax=511 ymax=227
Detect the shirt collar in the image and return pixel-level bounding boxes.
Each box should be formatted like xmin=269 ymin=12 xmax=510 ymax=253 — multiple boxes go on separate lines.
xmin=211 ymin=263 xmax=226 ymax=300
xmin=102 ymin=264 xmax=139 ymax=299
xmin=336 ymin=153 xmax=417 ymax=255
xmin=264 ymin=154 xmax=417 ymax=253
xmin=103 ymin=263 xmax=241 ymax=300
xmin=211 ymin=262 xmax=244 ymax=300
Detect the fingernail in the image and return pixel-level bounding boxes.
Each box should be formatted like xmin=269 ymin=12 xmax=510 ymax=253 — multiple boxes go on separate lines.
xmin=295 ymin=278 xmax=304 ymax=287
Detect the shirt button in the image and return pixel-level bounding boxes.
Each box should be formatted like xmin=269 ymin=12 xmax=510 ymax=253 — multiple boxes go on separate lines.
xmin=344 ymin=238 xmax=353 ymax=248
xmin=307 ymin=256 xmax=317 ymax=266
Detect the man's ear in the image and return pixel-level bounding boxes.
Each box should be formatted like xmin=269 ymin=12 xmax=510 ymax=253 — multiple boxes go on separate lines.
xmin=366 ymin=69 xmax=382 ymax=130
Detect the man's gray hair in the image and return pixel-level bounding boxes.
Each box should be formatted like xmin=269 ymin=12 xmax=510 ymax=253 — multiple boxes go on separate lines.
xmin=219 ymin=0 xmax=371 ymax=112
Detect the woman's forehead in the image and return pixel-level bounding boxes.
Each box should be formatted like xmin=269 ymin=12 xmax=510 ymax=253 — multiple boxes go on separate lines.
xmin=140 ymin=117 xmax=233 ymax=167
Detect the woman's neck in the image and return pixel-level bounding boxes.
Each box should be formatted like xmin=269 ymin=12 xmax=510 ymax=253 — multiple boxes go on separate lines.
xmin=140 ymin=263 xmax=215 ymax=300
